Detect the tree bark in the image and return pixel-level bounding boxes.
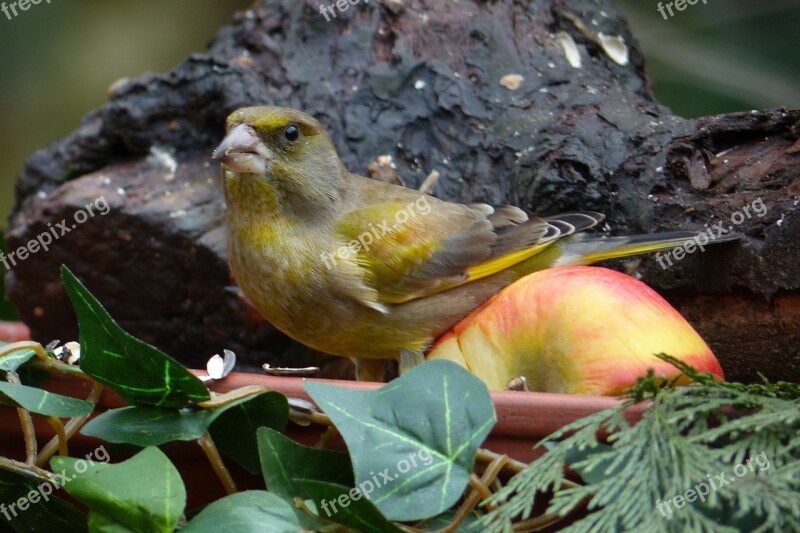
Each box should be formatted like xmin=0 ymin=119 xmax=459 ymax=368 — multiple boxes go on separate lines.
xmin=6 ymin=0 xmax=799 ymax=381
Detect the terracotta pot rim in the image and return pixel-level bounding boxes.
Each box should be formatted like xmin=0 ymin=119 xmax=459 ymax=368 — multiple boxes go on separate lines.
xmin=1 ymin=369 xmax=647 ymax=474
xmin=201 ymin=372 xmax=646 ymax=439
xmin=0 ymin=321 xmax=31 ymax=343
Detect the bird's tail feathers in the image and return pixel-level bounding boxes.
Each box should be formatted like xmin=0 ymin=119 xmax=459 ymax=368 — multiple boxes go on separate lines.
xmin=554 ymin=230 xmax=740 ymax=266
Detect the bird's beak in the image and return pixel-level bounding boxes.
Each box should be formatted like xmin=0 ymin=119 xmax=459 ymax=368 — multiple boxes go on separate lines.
xmin=212 ymin=124 xmax=273 ymax=175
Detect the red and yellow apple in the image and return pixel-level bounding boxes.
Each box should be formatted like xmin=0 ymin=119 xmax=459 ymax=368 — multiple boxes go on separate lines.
xmin=427 ymin=266 xmax=724 ymax=395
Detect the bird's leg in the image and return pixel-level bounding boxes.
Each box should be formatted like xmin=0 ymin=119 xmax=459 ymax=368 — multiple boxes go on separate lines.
xmin=353 ymin=358 xmax=387 ymax=382
xmin=398 ymin=349 xmax=425 ymax=375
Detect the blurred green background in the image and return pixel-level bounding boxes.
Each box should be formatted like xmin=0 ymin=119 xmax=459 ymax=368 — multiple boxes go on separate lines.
xmin=1 ymin=0 xmax=798 ymax=318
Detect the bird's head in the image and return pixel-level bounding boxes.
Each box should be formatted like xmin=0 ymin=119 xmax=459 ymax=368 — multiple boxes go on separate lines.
xmin=213 ymin=106 xmax=345 ymax=216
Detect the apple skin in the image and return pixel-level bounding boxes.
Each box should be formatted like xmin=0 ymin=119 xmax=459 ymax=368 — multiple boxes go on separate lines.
xmin=427 ymin=266 xmax=724 ymax=395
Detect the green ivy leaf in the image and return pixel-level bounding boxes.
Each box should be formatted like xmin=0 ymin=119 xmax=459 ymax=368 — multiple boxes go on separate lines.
xmin=0 ymin=381 xmax=92 ymax=417
xmin=0 ymin=341 xmax=50 ymax=387
xmin=0 ymin=469 xmax=88 ymax=532
xmin=80 ymin=406 xmax=216 ymax=447
xmin=305 ymin=360 xmax=496 ymax=521
xmin=210 ymin=392 xmax=289 ymax=474
xmin=257 ymin=427 xmax=353 ymax=528
xmin=81 ymin=391 xmax=286 ymax=449
xmin=181 ymin=491 xmax=300 ymax=533
xmin=51 ymin=447 xmax=185 ymax=533
xmin=293 ymin=479 xmax=402 ymax=533
xmin=0 ymin=342 xmax=36 ymax=373
xmin=61 ymin=265 xmax=209 ymax=408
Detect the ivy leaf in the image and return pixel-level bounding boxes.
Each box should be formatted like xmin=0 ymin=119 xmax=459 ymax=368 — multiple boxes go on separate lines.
xmin=209 ymin=392 xmax=289 ymax=474
xmin=293 ymin=479 xmax=403 ymax=533
xmin=0 ymin=469 xmax=88 ymax=532
xmin=305 ymin=360 xmax=496 ymax=521
xmin=80 ymin=406 xmax=217 ymax=446
xmin=181 ymin=491 xmax=300 ymax=533
xmin=0 ymin=342 xmax=36 ymax=373
xmin=0 ymin=381 xmax=92 ymax=417
xmin=51 ymin=447 xmax=185 ymax=533
xmin=81 ymin=391 xmax=286 ymax=450
xmin=257 ymin=427 xmax=353 ymax=528
xmin=61 ymin=265 xmax=209 ymax=408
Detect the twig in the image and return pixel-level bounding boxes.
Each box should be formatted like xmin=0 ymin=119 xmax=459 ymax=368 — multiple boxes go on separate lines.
xmin=0 ymin=457 xmax=58 ymax=484
xmin=197 ymin=385 xmax=268 ymax=409
xmin=468 ymin=473 xmax=493 ymax=501
xmin=440 ymin=454 xmax=508 ymax=533
xmin=16 ymin=406 xmax=37 ymax=464
xmin=37 ymin=382 xmax=104 ymax=467
xmin=316 ymin=425 xmax=340 ymax=449
xmin=5 ymin=372 xmax=37 ymax=464
xmin=197 ymin=432 xmax=237 ymax=495
xmin=45 ymin=417 xmax=69 ymax=457
xmin=476 ymin=448 xmax=528 ymax=475
xmin=0 ymin=341 xmax=89 ymax=379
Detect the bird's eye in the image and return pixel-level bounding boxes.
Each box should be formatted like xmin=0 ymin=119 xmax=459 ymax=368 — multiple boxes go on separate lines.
xmin=283 ymin=124 xmax=300 ymax=142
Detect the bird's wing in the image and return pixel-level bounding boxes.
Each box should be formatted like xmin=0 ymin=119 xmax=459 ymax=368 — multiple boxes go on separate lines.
xmin=331 ymin=196 xmax=603 ymax=308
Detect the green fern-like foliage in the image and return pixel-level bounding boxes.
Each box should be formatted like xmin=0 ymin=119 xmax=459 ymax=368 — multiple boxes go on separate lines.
xmin=480 ymin=355 xmax=800 ymax=532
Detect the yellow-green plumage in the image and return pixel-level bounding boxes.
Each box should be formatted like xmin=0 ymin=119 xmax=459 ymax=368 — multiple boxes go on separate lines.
xmin=214 ymin=106 xmax=723 ymax=380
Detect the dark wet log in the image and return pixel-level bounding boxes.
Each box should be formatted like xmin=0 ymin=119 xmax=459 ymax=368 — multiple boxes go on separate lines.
xmin=6 ymin=0 xmax=799 ymax=380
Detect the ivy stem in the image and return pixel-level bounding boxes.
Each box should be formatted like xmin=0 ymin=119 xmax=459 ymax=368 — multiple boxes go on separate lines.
xmin=36 ymin=382 xmax=104 ymax=467
xmin=0 ymin=457 xmax=58 ymax=484
xmin=0 ymin=340 xmax=89 ymax=379
xmin=45 ymin=417 xmax=69 ymax=457
xmin=316 ymin=425 xmax=340 ymax=449
xmin=308 ymin=412 xmax=332 ymax=426
xmin=0 ymin=341 xmax=49 ymax=361
xmin=476 ymin=448 xmax=528 ymax=475
xmin=197 ymin=432 xmax=237 ymax=495
xmin=468 ymin=473 xmax=493 ymax=501
xmin=5 ymin=372 xmax=37 ymax=464
xmin=441 ymin=454 xmax=508 ymax=533
xmin=16 ymin=406 xmax=36 ymax=464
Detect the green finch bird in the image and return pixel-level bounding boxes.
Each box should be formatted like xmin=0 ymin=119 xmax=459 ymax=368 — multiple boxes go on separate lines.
xmin=213 ymin=106 xmax=726 ymax=381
